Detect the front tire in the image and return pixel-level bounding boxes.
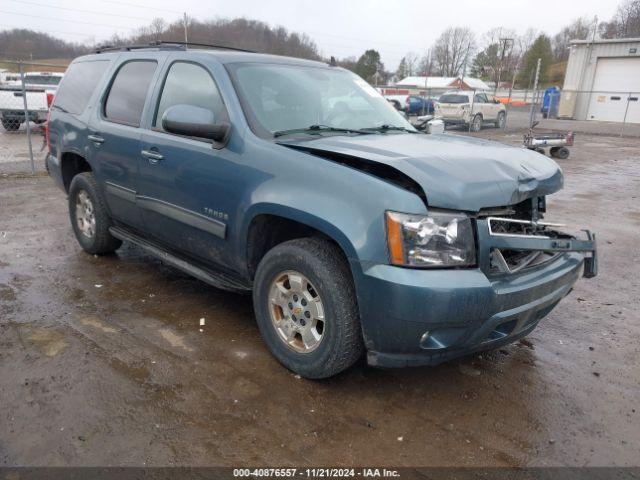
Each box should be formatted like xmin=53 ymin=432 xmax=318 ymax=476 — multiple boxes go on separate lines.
xmin=68 ymin=172 xmax=122 ymax=255
xmin=253 ymin=238 xmax=364 ymax=379
xmin=470 ymin=114 xmax=483 ymax=132
xmin=495 ymin=111 xmax=506 ymax=128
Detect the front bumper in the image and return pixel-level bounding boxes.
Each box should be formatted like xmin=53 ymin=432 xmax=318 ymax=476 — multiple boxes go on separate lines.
xmin=355 ymin=222 xmax=597 ymax=368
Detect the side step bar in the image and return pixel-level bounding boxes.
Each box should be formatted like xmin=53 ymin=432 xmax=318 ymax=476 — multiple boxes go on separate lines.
xmin=109 ymin=227 xmax=251 ymax=293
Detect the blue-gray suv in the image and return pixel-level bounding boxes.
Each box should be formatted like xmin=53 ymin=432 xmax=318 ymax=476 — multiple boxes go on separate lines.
xmin=46 ymin=43 xmax=597 ymax=378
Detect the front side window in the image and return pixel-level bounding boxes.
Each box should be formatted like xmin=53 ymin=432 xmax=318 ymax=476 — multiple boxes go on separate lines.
xmin=229 ymin=63 xmax=413 ymax=136
xmin=104 ymin=61 xmax=157 ymax=127
xmin=154 ymin=62 xmax=226 ymax=129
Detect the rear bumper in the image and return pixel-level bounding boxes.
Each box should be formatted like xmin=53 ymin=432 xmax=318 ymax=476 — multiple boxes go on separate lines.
xmin=354 ymin=224 xmax=597 ymax=368
xmin=440 ymin=117 xmax=469 ymax=125
xmin=46 ymin=153 xmax=65 ymax=190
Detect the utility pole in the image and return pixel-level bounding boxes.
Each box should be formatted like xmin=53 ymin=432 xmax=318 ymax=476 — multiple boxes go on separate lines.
xmin=183 ymin=12 xmax=188 ymax=45
xmin=528 ymin=58 xmax=542 ymax=129
xmin=459 ymin=41 xmax=472 ymax=89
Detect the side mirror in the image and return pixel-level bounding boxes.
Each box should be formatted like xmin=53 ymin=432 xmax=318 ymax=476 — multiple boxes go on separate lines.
xmin=493 ymin=98 xmax=501 ymax=104
xmin=162 ymin=104 xmax=229 ymax=142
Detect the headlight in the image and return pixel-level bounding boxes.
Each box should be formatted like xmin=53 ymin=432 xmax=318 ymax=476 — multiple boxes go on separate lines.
xmin=386 ymin=211 xmax=476 ymax=267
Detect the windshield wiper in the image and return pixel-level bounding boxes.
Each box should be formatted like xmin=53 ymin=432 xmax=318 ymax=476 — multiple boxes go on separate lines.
xmin=361 ymin=124 xmax=418 ymax=133
xmin=274 ymin=124 xmax=372 ymax=138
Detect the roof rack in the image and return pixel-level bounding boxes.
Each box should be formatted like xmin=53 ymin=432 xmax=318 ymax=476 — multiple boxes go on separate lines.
xmin=94 ymin=40 xmax=256 ymax=54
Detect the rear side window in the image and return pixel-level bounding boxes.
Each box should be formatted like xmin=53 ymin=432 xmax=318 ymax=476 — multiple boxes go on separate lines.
xmin=154 ymin=62 xmax=226 ymax=129
xmin=439 ymin=94 xmax=469 ymax=104
xmin=104 ymin=61 xmax=157 ymax=127
xmin=53 ymin=61 xmax=109 ymax=115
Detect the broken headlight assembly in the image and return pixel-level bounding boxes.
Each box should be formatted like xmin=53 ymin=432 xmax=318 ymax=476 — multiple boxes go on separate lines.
xmin=386 ymin=211 xmax=476 ymax=267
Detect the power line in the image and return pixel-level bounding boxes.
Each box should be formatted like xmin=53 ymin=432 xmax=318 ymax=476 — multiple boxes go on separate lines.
xmin=99 ymin=0 xmax=182 ymax=15
xmin=0 ymin=9 xmax=137 ymax=30
xmin=6 ymin=0 xmax=154 ymax=22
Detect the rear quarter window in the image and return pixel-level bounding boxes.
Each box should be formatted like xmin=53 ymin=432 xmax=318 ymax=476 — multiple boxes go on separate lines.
xmin=438 ymin=94 xmax=469 ymax=104
xmin=53 ymin=61 xmax=109 ymax=115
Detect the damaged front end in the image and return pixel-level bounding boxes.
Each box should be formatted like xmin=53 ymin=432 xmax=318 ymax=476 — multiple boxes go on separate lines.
xmin=475 ymin=197 xmax=597 ymax=279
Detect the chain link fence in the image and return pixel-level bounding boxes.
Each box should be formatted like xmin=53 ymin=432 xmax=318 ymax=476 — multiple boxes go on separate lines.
xmin=0 ymin=61 xmax=67 ymax=175
xmin=382 ymin=85 xmax=640 ymax=138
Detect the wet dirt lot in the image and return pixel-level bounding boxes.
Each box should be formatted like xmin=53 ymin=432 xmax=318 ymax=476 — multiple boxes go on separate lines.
xmin=0 ymin=131 xmax=639 ymax=467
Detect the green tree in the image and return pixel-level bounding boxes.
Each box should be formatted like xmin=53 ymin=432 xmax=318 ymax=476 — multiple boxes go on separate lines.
xmin=396 ymin=57 xmax=408 ymax=80
xmin=471 ymin=43 xmax=500 ymax=79
xmin=355 ymin=49 xmax=383 ymax=83
xmin=518 ymin=34 xmax=553 ymax=87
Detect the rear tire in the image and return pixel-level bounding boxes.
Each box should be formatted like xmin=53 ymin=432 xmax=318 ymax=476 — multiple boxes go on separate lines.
xmin=68 ymin=172 xmax=122 ymax=255
xmin=253 ymin=237 xmax=364 ymax=379
xmin=550 ymin=146 xmax=570 ymax=159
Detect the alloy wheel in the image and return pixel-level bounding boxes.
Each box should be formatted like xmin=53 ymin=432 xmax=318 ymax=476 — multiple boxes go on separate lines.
xmin=75 ymin=190 xmax=96 ymax=239
xmin=267 ymin=270 xmax=326 ymax=353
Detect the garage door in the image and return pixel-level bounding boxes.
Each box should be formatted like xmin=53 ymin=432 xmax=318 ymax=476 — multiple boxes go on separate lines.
xmin=587 ymin=57 xmax=640 ymax=123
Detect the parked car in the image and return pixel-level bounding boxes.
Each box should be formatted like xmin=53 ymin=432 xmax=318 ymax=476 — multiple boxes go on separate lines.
xmin=0 ymin=71 xmax=63 ymax=131
xmin=405 ymin=94 xmax=435 ymax=116
xmin=46 ymin=44 xmax=597 ymax=378
xmin=435 ymin=90 xmax=506 ymax=131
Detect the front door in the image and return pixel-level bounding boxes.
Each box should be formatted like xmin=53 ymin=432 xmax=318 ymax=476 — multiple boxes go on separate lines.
xmin=89 ymin=60 xmax=159 ymax=228
xmin=137 ymin=60 xmax=237 ymax=269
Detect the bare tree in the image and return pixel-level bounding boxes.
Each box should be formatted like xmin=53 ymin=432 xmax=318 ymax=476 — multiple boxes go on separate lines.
xmin=553 ymin=17 xmax=594 ymax=59
xmin=404 ymin=51 xmax=419 ymax=76
xmin=432 ymin=27 xmax=476 ymax=77
xmin=600 ymin=0 xmax=640 ymax=38
xmin=417 ymin=49 xmax=435 ymax=76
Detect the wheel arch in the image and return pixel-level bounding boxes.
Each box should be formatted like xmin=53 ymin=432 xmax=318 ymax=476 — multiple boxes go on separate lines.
xmin=242 ymin=204 xmax=360 ymax=281
xmin=61 ymin=150 xmax=92 ymax=192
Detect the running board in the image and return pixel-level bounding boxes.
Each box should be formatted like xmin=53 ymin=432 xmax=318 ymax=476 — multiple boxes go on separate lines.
xmin=109 ymin=227 xmax=251 ymax=293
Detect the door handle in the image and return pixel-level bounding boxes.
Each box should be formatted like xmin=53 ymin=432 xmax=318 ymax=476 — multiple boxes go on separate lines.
xmin=88 ymin=134 xmax=105 ymax=144
xmin=141 ymin=149 xmax=164 ymax=163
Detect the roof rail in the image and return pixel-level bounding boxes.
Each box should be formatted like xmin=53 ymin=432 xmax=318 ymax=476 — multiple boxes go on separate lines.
xmin=93 ymin=40 xmax=256 ymax=54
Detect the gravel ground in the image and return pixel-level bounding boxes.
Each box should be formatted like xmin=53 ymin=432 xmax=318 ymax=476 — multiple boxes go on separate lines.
xmin=0 ymin=130 xmax=639 ymax=467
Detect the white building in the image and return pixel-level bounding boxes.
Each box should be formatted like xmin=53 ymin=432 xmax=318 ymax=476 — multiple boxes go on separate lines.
xmin=559 ymin=37 xmax=640 ymax=123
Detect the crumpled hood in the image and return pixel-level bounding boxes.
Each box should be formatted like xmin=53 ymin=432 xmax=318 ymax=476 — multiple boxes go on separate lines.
xmin=279 ymin=133 xmax=563 ymax=211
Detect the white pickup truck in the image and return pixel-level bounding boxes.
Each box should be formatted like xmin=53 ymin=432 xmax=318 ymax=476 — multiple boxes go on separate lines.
xmin=0 ymin=72 xmax=64 ymax=131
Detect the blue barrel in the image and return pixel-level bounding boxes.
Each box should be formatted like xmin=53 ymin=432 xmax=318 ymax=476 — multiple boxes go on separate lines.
xmin=542 ymin=86 xmax=560 ymax=118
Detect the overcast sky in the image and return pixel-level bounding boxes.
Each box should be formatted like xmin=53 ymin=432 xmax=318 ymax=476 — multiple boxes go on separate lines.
xmin=0 ymin=0 xmax=621 ymax=68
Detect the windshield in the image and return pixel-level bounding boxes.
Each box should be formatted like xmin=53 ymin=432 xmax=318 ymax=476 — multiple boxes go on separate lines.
xmin=438 ymin=94 xmax=469 ymax=104
xmin=25 ymin=75 xmax=62 ymax=86
xmin=229 ymin=63 xmax=415 ymax=137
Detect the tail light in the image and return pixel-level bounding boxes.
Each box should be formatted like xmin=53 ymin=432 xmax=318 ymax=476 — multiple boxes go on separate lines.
xmin=45 ymin=93 xmax=54 ymax=153
xmin=405 ymin=96 xmax=410 ymax=107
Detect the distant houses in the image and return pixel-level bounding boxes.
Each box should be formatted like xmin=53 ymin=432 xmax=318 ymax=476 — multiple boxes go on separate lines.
xmin=379 ymin=76 xmax=491 ymax=97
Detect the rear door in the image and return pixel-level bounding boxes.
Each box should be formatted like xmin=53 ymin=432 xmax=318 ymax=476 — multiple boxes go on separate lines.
xmin=137 ymin=60 xmax=236 ymax=268
xmin=88 ymin=59 xmax=159 ymax=228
